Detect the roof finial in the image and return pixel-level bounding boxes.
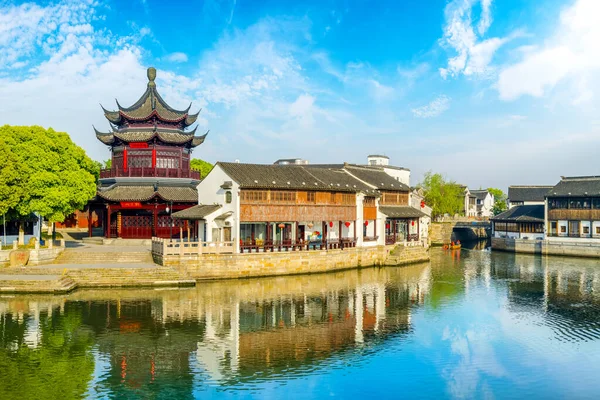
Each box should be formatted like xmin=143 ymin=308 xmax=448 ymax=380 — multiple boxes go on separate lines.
xmin=147 ymin=67 xmax=156 ymax=87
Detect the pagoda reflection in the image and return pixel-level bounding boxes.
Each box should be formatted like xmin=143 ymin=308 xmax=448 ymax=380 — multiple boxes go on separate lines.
xmin=0 ymin=263 xmax=431 ymax=394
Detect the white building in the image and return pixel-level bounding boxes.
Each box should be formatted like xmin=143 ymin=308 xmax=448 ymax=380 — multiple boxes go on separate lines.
xmin=470 ymin=190 xmax=495 ymax=218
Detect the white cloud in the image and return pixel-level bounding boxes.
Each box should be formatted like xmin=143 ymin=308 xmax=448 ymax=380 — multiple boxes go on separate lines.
xmin=497 ymin=0 xmax=600 ymax=102
xmin=412 ymin=95 xmax=451 ymax=118
xmin=439 ymin=0 xmax=514 ymax=79
xmin=165 ymin=52 xmax=188 ymax=63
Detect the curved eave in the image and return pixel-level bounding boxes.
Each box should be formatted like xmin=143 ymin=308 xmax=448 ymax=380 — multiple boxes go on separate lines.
xmin=185 ymin=109 xmax=201 ymax=125
xmin=191 ymin=131 xmax=208 ymax=148
xmin=154 ymin=89 xmax=191 ymax=115
xmin=101 ymin=104 xmax=122 ymax=124
xmin=116 ymin=88 xmax=152 ymax=113
xmin=94 ymin=126 xmax=115 ymax=145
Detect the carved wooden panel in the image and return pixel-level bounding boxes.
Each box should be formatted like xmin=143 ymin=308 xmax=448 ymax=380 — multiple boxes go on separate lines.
xmin=240 ymin=204 xmax=356 ymax=222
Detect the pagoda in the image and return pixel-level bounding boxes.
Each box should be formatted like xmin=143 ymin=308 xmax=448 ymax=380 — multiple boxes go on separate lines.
xmin=88 ymin=67 xmax=207 ymax=239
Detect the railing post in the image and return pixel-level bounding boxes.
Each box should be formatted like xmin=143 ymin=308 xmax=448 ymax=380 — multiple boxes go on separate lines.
xmin=13 ymin=240 xmax=18 ymax=250
xmin=48 ymin=239 xmax=53 ymax=249
xmin=60 ymin=239 xmax=65 ymax=248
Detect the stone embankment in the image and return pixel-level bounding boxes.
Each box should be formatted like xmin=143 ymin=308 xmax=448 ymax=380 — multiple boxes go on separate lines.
xmin=492 ymin=237 xmax=600 ymax=258
xmin=158 ymin=244 xmax=430 ymax=281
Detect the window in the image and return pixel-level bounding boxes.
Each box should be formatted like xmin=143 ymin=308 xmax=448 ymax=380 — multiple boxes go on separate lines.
xmin=271 ymin=191 xmax=296 ymax=203
xmin=550 ymin=221 xmax=557 ymax=235
xmin=363 ymin=197 xmax=376 ymax=207
xmin=241 ymin=190 xmax=268 ymax=202
xmin=225 ymin=191 xmax=232 ymax=204
xmin=597 ymin=226 xmax=600 ymax=235
xmin=307 ymin=192 xmax=316 ymax=203
xmin=560 ymin=225 xmax=567 ymax=233
xmin=340 ymin=193 xmax=354 ymax=205
xmin=549 ymin=198 xmax=568 ymax=209
xmin=569 ymin=198 xmax=591 ymax=209
xmin=568 ymin=221 xmax=580 ymax=236
xmin=583 ymin=226 xmax=590 ymax=234
xmin=593 ymin=198 xmax=600 ymax=209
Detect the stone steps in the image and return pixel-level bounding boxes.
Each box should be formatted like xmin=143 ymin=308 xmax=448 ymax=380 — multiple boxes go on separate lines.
xmin=0 ymin=266 xmax=194 ymax=289
xmin=53 ymin=250 xmax=153 ymax=264
xmin=0 ymin=275 xmax=77 ymax=294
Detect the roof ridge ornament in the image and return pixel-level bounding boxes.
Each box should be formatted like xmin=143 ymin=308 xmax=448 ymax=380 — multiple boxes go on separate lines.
xmin=147 ymin=67 xmax=157 ymax=87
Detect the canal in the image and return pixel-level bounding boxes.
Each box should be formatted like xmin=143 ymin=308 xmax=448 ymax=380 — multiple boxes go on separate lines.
xmin=1 ymin=249 xmax=600 ymax=399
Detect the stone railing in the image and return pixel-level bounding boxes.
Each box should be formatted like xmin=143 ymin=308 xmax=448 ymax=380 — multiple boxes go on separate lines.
xmin=152 ymin=237 xmax=234 ymax=257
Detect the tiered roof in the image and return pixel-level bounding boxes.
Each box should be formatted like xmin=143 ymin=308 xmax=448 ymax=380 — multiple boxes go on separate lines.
xmin=95 ymin=67 xmax=207 ymax=148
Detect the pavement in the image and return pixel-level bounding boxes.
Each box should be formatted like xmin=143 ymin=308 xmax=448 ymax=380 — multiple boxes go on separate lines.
xmin=0 ymin=274 xmax=61 ymax=281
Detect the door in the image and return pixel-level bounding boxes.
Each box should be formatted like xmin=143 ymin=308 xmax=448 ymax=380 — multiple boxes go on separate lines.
xmin=223 ymin=227 xmax=232 ymax=242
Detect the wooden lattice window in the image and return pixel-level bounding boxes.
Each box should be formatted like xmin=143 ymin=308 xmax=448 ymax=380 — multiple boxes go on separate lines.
xmin=307 ymin=192 xmax=316 ymax=203
xmin=363 ymin=197 xmax=376 ymax=207
xmin=241 ymin=190 xmax=268 ymax=202
xmin=342 ymin=193 xmax=355 ymax=205
xmin=271 ymin=191 xmax=296 ymax=203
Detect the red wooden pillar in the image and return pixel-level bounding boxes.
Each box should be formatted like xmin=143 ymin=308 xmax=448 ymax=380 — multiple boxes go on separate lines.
xmin=87 ymin=209 xmax=93 ymax=237
xmin=393 ymin=220 xmax=397 ymax=243
xmin=152 ymin=147 xmax=156 ymax=169
xmin=107 ymin=205 xmax=112 ymax=239
xmin=123 ymin=148 xmax=128 ymax=171
xmin=152 ymin=207 xmax=158 ymax=237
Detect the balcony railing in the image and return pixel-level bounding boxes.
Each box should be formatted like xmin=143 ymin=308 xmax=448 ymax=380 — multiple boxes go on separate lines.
xmin=100 ymin=167 xmax=200 ymax=180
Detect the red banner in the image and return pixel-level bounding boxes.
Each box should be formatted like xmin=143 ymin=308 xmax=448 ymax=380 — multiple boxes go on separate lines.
xmin=123 ymin=148 xmax=128 ymax=171
xmin=120 ymin=202 xmax=142 ymax=208
xmin=129 ymin=142 xmax=149 ymax=149
xmin=152 ymin=148 xmax=156 ymax=168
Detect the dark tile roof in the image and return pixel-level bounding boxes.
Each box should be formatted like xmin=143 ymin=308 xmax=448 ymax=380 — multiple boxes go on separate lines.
xmin=380 ymin=206 xmax=427 ymax=218
xmin=172 ymin=204 xmax=221 ymax=220
xmin=491 ymin=205 xmax=545 ymax=222
xmin=508 ymin=186 xmax=553 ymax=202
xmin=96 ymin=184 xmax=197 ymax=202
xmin=101 ymin=68 xmax=197 ymax=125
xmin=548 ymin=176 xmax=600 ymax=197
xmin=217 ymin=163 xmax=377 ymax=194
xmin=469 ymin=190 xmax=490 ymax=200
xmin=343 ymin=166 xmax=410 ymax=191
xmin=94 ymin=126 xmax=207 ymax=148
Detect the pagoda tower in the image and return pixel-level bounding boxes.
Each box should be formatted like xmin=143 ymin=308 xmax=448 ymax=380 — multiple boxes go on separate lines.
xmin=88 ymin=67 xmax=207 ymax=239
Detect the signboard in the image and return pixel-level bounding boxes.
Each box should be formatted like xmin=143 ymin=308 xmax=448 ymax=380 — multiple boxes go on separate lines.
xmin=120 ymin=202 xmax=143 ymax=208
xmin=129 ymin=142 xmax=149 ymax=149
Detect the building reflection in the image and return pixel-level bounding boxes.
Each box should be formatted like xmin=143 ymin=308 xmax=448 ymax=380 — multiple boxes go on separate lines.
xmin=0 ymin=262 xmax=431 ymax=396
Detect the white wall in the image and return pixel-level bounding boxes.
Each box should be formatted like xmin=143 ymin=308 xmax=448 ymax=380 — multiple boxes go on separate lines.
xmin=382 ymin=167 xmax=410 ymax=186
xmin=197 ymin=164 xmax=240 ymax=252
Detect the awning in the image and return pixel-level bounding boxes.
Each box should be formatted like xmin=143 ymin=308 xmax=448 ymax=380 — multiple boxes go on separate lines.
xmin=380 ymin=206 xmax=427 ymax=219
xmin=171 ymin=204 xmax=221 ymax=220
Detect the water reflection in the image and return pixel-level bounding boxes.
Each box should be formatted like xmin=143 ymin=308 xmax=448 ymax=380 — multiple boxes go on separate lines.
xmin=1 ymin=251 xmax=600 ymax=399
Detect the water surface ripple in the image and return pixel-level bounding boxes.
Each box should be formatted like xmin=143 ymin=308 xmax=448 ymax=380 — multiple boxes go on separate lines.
xmin=1 ymin=249 xmax=600 ymax=399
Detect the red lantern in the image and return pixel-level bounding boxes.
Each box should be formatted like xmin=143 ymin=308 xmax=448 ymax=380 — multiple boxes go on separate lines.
xmin=344 ymin=221 xmax=351 ymax=228
xmin=412 ymin=221 xmax=415 ymax=226
xmin=278 ymin=223 xmax=285 ymax=229
xmin=420 ymin=200 xmax=425 ymax=208
xmin=364 ymin=221 xmax=369 ymax=226
xmin=386 ymin=223 xmax=390 ymax=229
xmin=329 ymin=221 xmax=333 ymax=228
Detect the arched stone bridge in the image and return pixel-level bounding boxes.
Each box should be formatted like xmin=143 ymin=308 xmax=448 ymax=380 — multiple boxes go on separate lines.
xmin=430 ymin=221 xmax=491 ymax=245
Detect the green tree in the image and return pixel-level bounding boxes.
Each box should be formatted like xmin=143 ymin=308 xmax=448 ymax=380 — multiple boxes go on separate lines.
xmin=190 ymin=158 xmax=214 ymax=179
xmin=487 ymin=187 xmax=508 ymax=215
xmin=0 ymin=125 xmax=98 ymax=223
xmin=103 ymin=159 xmax=111 ymax=169
xmin=418 ymin=171 xmax=464 ymax=219
xmin=0 ymin=138 xmax=26 ymax=216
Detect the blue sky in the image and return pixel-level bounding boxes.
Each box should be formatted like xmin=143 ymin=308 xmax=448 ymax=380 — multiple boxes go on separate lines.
xmin=1 ymin=0 xmax=599 ymax=190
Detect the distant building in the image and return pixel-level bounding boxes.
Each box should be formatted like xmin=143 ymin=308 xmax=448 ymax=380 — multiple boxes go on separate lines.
xmin=470 ymin=189 xmax=494 ymax=218
xmin=546 ymin=176 xmax=600 ymax=240
xmin=491 ymin=205 xmax=545 ymax=240
xmin=507 ymin=185 xmax=552 ymax=208
xmin=273 ymin=158 xmax=309 ymax=165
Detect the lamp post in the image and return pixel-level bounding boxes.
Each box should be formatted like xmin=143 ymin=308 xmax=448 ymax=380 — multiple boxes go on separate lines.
xmin=166 ymin=201 xmax=173 ymax=240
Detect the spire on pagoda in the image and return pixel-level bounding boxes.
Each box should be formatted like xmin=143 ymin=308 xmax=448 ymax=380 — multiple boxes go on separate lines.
xmin=96 ymin=67 xmax=208 ymax=149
